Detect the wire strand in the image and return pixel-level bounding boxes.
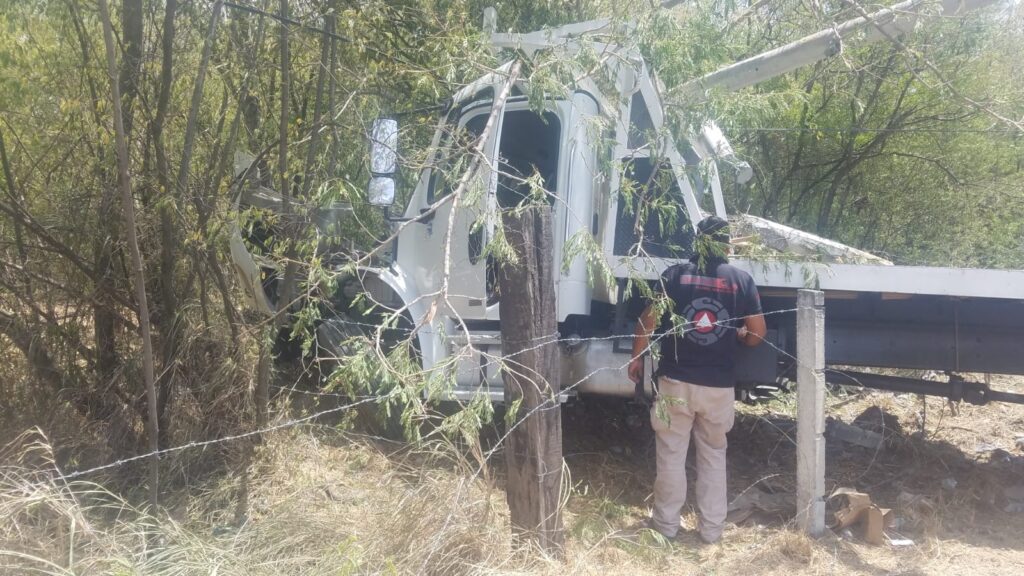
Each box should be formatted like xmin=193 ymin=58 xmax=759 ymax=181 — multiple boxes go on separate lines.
xmin=53 ymin=308 xmax=798 ymax=480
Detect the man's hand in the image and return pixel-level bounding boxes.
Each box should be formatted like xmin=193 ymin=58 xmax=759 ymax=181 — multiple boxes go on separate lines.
xmin=739 ymin=313 xmax=767 ymax=346
xmin=629 ymin=357 xmax=644 ymax=384
xmin=631 ymin=305 xmax=657 ymax=384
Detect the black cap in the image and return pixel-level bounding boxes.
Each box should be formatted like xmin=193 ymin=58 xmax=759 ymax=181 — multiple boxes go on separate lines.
xmin=696 ymin=215 xmax=730 ymax=243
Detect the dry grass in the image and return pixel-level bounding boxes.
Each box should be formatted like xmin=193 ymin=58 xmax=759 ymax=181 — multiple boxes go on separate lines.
xmin=3 ymin=377 xmax=1024 ymax=575
xmin=0 ymin=425 xmax=531 ymax=575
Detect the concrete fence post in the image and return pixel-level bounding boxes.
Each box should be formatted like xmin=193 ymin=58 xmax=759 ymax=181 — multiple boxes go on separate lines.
xmin=796 ymin=289 xmax=826 ymax=536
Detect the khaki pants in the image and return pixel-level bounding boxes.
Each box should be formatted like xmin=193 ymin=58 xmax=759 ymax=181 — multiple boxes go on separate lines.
xmin=649 ymin=376 xmax=735 ymax=541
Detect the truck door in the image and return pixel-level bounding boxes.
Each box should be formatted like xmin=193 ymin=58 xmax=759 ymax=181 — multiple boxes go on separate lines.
xmin=403 ymin=93 xmax=505 ymax=320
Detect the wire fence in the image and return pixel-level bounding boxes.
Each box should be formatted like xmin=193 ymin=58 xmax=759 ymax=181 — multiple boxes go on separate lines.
xmin=54 ymin=306 xmax=802 ymax=482
xmin=48 ymin=298 xmax=972 ymax=486
xmin=55 ymin=392 xmax=395 ymax=481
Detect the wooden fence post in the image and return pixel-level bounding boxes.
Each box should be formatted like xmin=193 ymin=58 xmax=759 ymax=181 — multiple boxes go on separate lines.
xmin=497 ymin=205 xmax=565 ymax=557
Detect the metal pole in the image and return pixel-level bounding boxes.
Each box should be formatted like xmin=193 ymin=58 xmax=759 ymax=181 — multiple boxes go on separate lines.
xmin=796 ymin=289 xmax=826 ymax=536
xmin=677 ymin=0 xmax=998 ymax=101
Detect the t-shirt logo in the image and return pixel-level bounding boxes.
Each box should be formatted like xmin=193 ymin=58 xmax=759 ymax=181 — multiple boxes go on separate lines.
xmin=693 ymin=310 xmax=716 ymax=333
xmin=682 ymin=297 xmax=729 ymax=346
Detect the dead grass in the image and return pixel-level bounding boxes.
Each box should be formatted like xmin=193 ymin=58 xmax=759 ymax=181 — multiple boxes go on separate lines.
xmin=2 ymin=377 xmax=1024 ymax=575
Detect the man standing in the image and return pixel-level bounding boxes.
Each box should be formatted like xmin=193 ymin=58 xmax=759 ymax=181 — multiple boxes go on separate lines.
xmin=629 ymin=215 xmax=766 ymax=543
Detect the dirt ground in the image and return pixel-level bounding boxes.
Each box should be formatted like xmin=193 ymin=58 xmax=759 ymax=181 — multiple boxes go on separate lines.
xmin=557 ymin=374 xmax=1024 ymax=575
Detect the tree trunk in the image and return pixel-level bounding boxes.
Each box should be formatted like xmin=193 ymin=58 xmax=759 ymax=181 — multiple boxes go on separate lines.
xmin=325 ymin=0 xmax=340 ymax=177
xmin=276 ymin=0 xmax=297 ymax=316
xmin=152 ymin=0 xmax=178 ymax=448
xmin=98 ymin=0 xmax=160 ymax=510
xmin=153 ymin=0 xmax=223 ymax=445
xmin=67 ymin=0 xmax=123 ymax=417
xmin=0 ymin=130 xmax=27 ymax=264
xmin=118 ymin=0 xmax=143 ymax=139
xmin=256 ymin=0 xmax=297 ymax=428
xmin=496 ymin=205 xmax=565 ymax=557
xmin=302 ymin=2 xmax=331 ymax=195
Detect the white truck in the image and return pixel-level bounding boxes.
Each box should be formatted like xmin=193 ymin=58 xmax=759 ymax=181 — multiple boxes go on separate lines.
xmin=231 ymin=1 xmax=1024 ymax=405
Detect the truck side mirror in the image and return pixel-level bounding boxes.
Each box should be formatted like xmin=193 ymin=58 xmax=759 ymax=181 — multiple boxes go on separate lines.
xmin=368 ymin=117 xmax=398 ymax=206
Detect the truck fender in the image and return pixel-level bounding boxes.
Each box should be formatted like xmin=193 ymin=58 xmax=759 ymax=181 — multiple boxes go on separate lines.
xmin=357 ymin=265 xmax=438 ymax=371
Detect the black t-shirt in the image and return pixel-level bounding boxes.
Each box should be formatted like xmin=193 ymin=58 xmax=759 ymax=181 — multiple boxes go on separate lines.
xmin=654 ymin=259 xmax=762 ymax=388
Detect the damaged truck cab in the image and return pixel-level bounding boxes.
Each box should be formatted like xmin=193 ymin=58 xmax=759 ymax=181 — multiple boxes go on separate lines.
xmin=355 ymin=25 xmax=767 ymax=401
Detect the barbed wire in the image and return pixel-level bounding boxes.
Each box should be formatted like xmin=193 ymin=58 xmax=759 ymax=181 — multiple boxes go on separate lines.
xmin=313 ymin=307 xmax=799 ymax=352
xmin=52 ymin=307 xmax=796 ymax=480
xmin=736 ymin=127 xmax=1022 ymax=134
xmin=52 ymin=294 xmax=964 ymax=490
xmin=470 ymin=307 xmax=800 ymax=377
xmin=50 ymin=301 xmax=954 ymax=487
xmin=55 ymin=390 xmax=399 ymax=481
xmin=314 ymin=300 xmax=955 ymax=482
